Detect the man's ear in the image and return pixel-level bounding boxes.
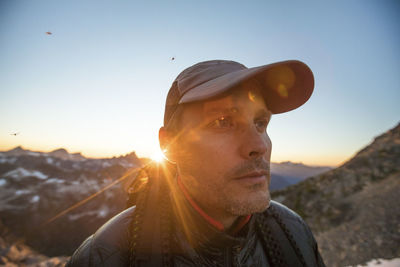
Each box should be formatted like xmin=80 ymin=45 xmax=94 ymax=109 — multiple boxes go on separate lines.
xmin=159 ymin=127 xmax=177 ymax=163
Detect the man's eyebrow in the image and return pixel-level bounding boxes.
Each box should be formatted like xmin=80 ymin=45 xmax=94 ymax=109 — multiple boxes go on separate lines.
xmin=204 ymin=107 xmax=271 ymax=119
xmin=204 ymin=107 xmax=240 ymax=115
xmin=256 ymin=109 xmax=272 ymax=118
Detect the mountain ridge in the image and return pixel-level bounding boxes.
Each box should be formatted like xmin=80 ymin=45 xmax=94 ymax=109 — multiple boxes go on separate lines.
xmin=272 ymin=122 xmax=400 ymax=266
xmin=1 ymin=146 xmax=330 ymax=191
xmin=2 ymin=146 xmax=139 ymax=161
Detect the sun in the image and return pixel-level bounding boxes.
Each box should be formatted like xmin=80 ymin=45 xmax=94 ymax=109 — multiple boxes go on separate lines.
xmin=151 ymin=148 xmax=166 ymax=163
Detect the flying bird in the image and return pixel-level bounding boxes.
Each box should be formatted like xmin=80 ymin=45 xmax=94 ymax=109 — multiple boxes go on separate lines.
xmin=171 ymin=57 xmax=175 ymax=61
xmin=45 ymin=31 xmax=52 ymax=35
xmin=10 ymin=132 xmax=19 ymax=136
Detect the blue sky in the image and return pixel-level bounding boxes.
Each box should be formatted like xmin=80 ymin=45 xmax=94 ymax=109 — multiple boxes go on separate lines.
xmin=1 ymin=0 xmax=399 ymax=166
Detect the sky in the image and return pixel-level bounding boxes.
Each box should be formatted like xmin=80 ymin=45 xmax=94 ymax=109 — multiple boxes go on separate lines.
xmin=0 ymin=0 xmax=399 ymax=167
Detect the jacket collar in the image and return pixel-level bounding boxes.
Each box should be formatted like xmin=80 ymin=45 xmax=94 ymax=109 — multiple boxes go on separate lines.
xmin=170 ymin=176 xmax=255 ymax=249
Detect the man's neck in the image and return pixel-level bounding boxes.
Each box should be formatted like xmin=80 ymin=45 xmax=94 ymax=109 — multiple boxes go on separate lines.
xmin=198 ymin=202 xmax=238 ymax=230
xmin=177 ymin=175 xmax=239 ymax=231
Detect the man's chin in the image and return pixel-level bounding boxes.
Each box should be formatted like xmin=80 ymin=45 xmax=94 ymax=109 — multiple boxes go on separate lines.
xmin=227 ymin=191 xmax=271 ymax=216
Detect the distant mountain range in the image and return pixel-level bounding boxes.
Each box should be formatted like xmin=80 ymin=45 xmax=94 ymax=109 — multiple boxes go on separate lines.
xmin=270 ymin=161 xmax=331 ymax=190
xmin=0 ymin=145 xmax=331 ymax=259
xmin=0 ymin=147 xmax=142 ymax=256
xmin=1 ymin=146 xmax=331 ymax=191
xmin=272 ymin=122 xmax=400 ymax=266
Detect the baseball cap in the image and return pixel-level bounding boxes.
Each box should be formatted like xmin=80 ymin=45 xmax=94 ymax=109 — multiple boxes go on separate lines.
xmin=163 ymin=59 xmax=314 ymax=127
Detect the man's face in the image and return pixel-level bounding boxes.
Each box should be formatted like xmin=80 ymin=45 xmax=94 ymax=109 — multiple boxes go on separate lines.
xmin=171 ymin=81 xmax=272 ymax=217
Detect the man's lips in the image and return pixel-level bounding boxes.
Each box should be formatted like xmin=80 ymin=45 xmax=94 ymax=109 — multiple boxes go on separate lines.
xmin=233 ymin=171 xmax=269 ymax=185
xmin=234 ymin=170 xmax=269 ymax=180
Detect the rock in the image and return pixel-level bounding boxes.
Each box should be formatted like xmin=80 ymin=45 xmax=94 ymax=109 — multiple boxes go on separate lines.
xmin=0 ymin=219 xmax=69 ymax=266
xmin=272 ymin=122 xmax=400 ymax=266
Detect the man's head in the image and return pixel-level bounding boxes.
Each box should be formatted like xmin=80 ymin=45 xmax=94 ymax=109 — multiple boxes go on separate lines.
xmin=159 ymin=59 xmax=314 ymax=218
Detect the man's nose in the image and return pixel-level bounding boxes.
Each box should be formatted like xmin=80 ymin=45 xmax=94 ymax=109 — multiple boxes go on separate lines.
xmin=239 ymin=126 xmax=271 ymax=159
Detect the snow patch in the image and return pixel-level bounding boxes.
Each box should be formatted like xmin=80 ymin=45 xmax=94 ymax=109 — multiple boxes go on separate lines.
xmin=45 ymin=178 xmax=65 ymax=184
xmin=30 ymin=195 xmax=40 ymax=203
xmin=119 ymin=161 xmax=134 ymax=169
xmin=4 ymin=168 xmax=48 ymax=180
xmin=31 ymin=170 xmax=48 ymax=179
xmin=97 ymin=207 xmax=109 ymax=218
xmin=102 ymin=161 xmax=112 ymax=168
xmin=0 ymin=156 xmax=17 ymax=164
xmin=351 ymin=258 xmax=400 ymax=267
xmin=45 ymin=157 xmax=54 ymax=164
xmin=26 ymin=151 xmax=40 ymax=157
xmin=5 ymin=168 xmax=32 ymax=178
xmin=16 ymin=189 xmax=30 ymax=195
xmin=68 ymin=210 xmax=97 ymax=221
xmin=67 ymin=206 xmax=110 ymax=221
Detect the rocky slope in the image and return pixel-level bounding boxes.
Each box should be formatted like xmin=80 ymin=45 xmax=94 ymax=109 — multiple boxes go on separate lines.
xmin=0 ymin=220 xmax=68 ymax=266
xmin=0 ymin=147 xmax=142 ymax=257
xmin=272 ymin=123 xmax=400 ymax=267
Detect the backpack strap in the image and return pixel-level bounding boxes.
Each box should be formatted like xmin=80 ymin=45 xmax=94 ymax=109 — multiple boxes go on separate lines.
xmin=258 ymin=208 xmax=307 ymax=267
xmin=129 ymin=163 xmax=174 ymax=267
xmin=134 ymin=165 xmax=163 ymax=267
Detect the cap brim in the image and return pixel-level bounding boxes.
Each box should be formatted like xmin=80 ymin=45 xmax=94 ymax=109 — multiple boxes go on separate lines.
xmin=179 ymin=60 xmax=314 ymax=114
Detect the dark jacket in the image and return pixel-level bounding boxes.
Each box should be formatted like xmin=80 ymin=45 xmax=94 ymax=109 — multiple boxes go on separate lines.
xmin=67 ymin=198 xmax=325 ymax=266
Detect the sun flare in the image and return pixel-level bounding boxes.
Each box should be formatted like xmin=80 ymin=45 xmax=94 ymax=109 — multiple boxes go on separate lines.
xmin=151 ymin=148 xmax=166 ymax=163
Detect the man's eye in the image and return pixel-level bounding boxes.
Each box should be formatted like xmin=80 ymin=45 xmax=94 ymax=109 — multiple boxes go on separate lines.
xmin=208 ymin=116 xmax=234 ymax=129
xmin=255 ymin=119 xmax=269 ymax=131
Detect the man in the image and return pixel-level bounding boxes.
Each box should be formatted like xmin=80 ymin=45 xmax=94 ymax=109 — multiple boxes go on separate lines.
xmin=67 ymin=59 xmax=325 ymax=266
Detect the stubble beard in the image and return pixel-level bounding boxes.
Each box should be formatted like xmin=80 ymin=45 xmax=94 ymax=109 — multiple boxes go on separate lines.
xmin=221 ymin=177 xmax=271 ymax=216
xmin=222 ymin=158 xmax=272 ymax=216
xmin=179 ymin=158 xmax=272 ymax=217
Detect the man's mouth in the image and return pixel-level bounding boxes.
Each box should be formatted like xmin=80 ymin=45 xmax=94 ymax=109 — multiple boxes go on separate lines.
xmin=234 ymin=170 xmax=269 ymax=184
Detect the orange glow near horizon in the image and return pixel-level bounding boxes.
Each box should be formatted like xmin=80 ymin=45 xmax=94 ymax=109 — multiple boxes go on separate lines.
xmin=0 ymin=140 xmax=347 ymax=167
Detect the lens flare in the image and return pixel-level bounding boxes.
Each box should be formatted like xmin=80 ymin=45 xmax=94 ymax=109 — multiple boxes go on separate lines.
xmin=248 ymin=90 xmax=257 ymax=102
xmin=277 ymin=84 xmax=289 ymax=98
xmin=151 ymin=148 xmax=166 ymax=163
